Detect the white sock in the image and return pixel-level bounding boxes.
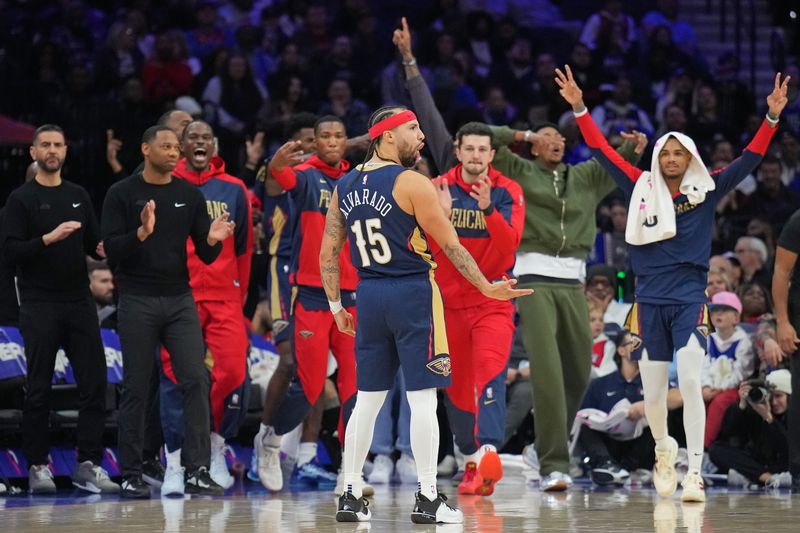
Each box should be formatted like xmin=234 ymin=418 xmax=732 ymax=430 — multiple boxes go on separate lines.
xmin=407 ymin=388 xmax=439 ymax=500
xmin=297 ymin=442 xmax=317 ymax=467
xmin=463 ymin=451 xmax=480 ymax=465
xmin=677 ymin=338 xmax=706 ymax=473
xmin=210 ymin=432 xmax=225 ymax=451
xmin=343 ymin=390 xmax=388 ymax=498
xmin=639 ymin=356 xmax=670 ymax=450
xmin=166 ymin=446 xmax=182 ymax=468
xmin=259 ymin=424 xmax=281 ymax=447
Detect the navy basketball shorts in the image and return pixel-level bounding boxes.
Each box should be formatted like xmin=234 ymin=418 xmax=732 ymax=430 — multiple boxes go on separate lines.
xmin=624 ymin=302 xmax=710 ymax=362
xmin=355 ymin=273 xmax=451 ymax=391
xmin=267 ymin=255 xmax=293 ymax=344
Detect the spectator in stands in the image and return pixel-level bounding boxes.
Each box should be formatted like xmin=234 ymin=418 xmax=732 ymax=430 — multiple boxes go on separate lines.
xmin=735 ymin=236 xmax=772 ymax=288
xmin=259 ymin=75 xmax=311 ymax=142
xmin=585 ymin=264 xmax=631 ymax=329
xmin=707 ymin=268 xmax=733 ymax=301
xmin=738 ymin=156 xmax=800 ymax=234
xmin=657 ymin=103 xmax=688 ymax=138
xmin=2 ymin=125 xmax=118 ymax=495
xmin=589 ymin=300 xmax=617 ymax=379
xmin=579 ymin=0 xmax=637 ymax=58
xmin=95 ymin=23 xmax=144 ymax=91
xmin=780 ymin=131 xmax=800 ymax=189
xmin=689 ymin=84 xmax=731 ymax=155
xmin=746 ymin=217 xmax=777 ymax=261
xmin=714 ymin=52 xmax=756 ymax=134
xmin=88 ymin=261 xmax=116 ymax=328
xmin=480 ymin=86 xmax=517 ymax=126
xmin=781 ymin=63 xmax=800 ymax=137
xmin=591 ymin=75 xmax=654 ymax=142
xmin=318 ymin=78 xmax=369 ymax=137
xmin=568 ymin=43 xmax=602 ymax=109
xmin=702 ymin=291 xmax=755 ymax=448
xmin=709 ymin=369 xmax=791 ymax=488
xmin=142 ymin=30 xmax=193 ymax=105
xmin=655 ymin=67 xmax=695 ymax=128
xmin=740 ymin=282 xmax=773 ymax=324
xmin=186 ymin=1 xmax=235 ymax=59
xmin=641 ymin=0 xmax=698 ymax=56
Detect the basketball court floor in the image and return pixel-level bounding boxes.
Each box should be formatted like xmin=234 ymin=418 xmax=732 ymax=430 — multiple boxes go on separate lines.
xmin=3 ymin=466 xmax=799 ymax=532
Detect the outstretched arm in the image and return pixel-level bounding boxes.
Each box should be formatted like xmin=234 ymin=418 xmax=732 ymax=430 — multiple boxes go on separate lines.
xmin=320 ymin=188 xmax=355 ymax=336
xmin=395 ymin=17 xmax=457 ymax=172
xmin=555 ymin=65 xmax=644 ymax=194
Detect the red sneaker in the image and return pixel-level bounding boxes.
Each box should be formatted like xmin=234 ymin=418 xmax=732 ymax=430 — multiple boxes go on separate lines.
xmin=475 ymin=449 xmax=503 ymax=496
xmin=457 ymin=462 xmax=482 ymax=495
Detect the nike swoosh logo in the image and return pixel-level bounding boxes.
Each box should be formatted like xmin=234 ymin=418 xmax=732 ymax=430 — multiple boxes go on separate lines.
xmin=175 ymin=203 xmax=186 ymax=207
xmin=606 ymin=391 xmax=616 ymax=396
xmin=72 ymin=203 xmax=81 ymax=208
xmin=484 ymin=399 xmax=496 ymax=405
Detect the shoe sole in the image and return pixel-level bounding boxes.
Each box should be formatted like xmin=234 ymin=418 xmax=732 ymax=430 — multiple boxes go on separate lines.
xmin=411 ymin=512 xmax=437 ymax=524
xmin=120 ymin=490 xmax=151 ymax=499
xmin=73 ymin=480 xmax=120 ymax=494
xmin=336 ymin=510 xmax=370 ymax=522
xmin=654 ymin=439 xmax=679 ymax=498
xmin=542 ymin=480 xmax=568 ymax=492
xmin=29 ymin=486 xmax=56 ymax=495
xmin=185 ymin=486 xmax=224 ymax=496
xmin=591 ymin=472 xmax=615 ymax=486
xmin=680 ymin=490 xmax=706 ymax=503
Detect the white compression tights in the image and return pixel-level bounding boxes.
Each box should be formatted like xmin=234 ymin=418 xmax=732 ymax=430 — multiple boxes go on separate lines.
xmin=343 ymin=390 xmax=387 ymax=498
xmin=638 ymin=335 xmax=706 ymax=473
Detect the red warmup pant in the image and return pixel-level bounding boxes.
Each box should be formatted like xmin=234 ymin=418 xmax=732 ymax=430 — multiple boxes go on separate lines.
xmin=293 ymin=301 xmax=357 ymax=445
xmin=704 ymin=387 xmax=740 ymax=448
xmin=444 ymin=300 xmax=515 ymax=454
xmin=162 ymin=299 xmax=249 ymax=435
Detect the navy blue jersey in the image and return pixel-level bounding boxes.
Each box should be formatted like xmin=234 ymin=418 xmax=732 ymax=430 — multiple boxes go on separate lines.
xmin=577 ymin=112 xmax=777 ymax=304
xmin=255 ymin=166 xmax=293 ymax=259
xmin=337 ymin=162 xmax=436 ymax=279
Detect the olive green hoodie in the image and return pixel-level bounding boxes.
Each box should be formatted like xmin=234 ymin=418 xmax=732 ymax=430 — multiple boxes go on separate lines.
xmin=490 ymin=126 xmax=641 ymax=260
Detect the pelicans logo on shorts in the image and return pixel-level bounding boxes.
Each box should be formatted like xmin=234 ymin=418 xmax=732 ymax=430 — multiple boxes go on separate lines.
xmin=628 ymin=333 xmax=643 ymax=352
xmin=426 ymin=356 xmax=452 ymax=377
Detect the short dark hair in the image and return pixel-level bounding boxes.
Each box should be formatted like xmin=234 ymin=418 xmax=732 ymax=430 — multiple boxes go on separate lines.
xmin=87 ymin=260 xmax=111 ymax=276
xmin=32 ymin=124 xmax=65 ymax=145
xmin=455 ymin=122 xmax=493 ymax=146
xmin=181 ymin=120 xmax=213 ymax=141
xmin=157 ymin=109 xmax=179 ymax=126
xmin=314 ymin=115 xmax=346 ymax=135
xmin=284 ymin=112 xmax=318 ymax=140
xmin=532 ymin=121 xmax=560 ymax=133
xmin=760 ymin=155 xmax=782 ymax=169
xmin=142 ymin=125 xmax=177 ymax=144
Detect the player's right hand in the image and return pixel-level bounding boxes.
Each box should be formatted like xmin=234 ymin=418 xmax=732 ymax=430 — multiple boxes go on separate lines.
xmin=269 ymin=140 xmax=304 ymax=172
xmin=333 ymin=308 xmax=356 ymax=337
xmin=480 ymin=277 xmax=534 ymax=301
xmin=43 ymin=221 xmax=82 ymax=246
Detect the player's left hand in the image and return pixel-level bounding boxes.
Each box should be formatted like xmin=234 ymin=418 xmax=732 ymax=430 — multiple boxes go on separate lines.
xmin=208 ymin=212 xmax=235 ymax=243
xmin=620 ymin=130 xmax=648 ymax=154
xmin=333 ymin=308 xmax=356 ymax=337
xmin=470 ymin=175 xmax=492 ymax=210
xmin=767 ymin=72 xmax=791 ymax=118
xmin=481 ymin=276 xmax=534 ymax=301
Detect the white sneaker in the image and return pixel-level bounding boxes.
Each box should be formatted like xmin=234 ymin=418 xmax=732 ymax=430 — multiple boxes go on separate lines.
xmin=680 ymin=471 xmax=706 ymax=502
xmin=255 ymin=432 xmax=283 ymax=491
xmin=437 ymin=455 xmax=457 ymax=476
xmin=161 ymin=464 xmax=185 ymax=497
xmin=726 ymin=468 xmax=751 ymax=488
xmin=766 ymin=471 xmax=792 ymax=489
xmin=411 ymin=492 xmax=463 ymax=524
xmin=335 ymin=471 xmax=374 ymax=497
xmin=396 ymin=453 xmax=417 ymax=484
xmin=653 ymin=437 xmax=679 ymax=497
xmin=367 ymin=454 xmax=393 ymax=484
xmin=209 ymin=441 xmax=234 ymax=490
xmin=540 ymin=471 xmax=571 ymax=492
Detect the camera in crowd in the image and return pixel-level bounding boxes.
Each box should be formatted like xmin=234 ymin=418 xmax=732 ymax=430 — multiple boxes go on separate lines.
xmin=746 ymin=379 xmax=774 ymax=403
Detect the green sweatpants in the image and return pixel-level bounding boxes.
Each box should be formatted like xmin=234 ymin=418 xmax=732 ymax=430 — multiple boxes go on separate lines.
xmin=517 ymin=281 xmax=592 ymax=476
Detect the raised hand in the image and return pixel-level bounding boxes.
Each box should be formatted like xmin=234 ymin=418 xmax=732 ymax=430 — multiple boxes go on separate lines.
xmin=95 ymin=240 xmax=106 ymax=259
xmin=767 ymin=72 xmax=791 ymax=118
xmin=43 ymin=221 xmax=82 ymax=246
xmin=620 ymin=130 xmax=649 ymax=154
xmin=208 ymin=212 xmax=235 ymax=243
xmin=246 ymin=131 xmax=265 ymax=166
xmin=269 ymin=140 xmax=305 ymax=172
xmin=392 ymin=16 xmax=413 ymax=61
xmin=433 ymin=177 xmax=453 ymax=218
xmin=554 ymin=65 xmax=585 ymax=111
xmin=470 ymin=175 xmax=492 ymax=210
xmin=480 ymin=277 xmax=534 ymax=301
xmin=333 ymin=308 xmax=356 ymax=337
xmin=139 ymin=200 xmax=155 ymax=240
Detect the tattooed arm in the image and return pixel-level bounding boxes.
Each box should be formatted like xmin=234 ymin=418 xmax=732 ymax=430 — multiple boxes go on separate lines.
xmin=396 ymin=170 xmax=533 ymax=301
xmin=320 ymin=188 xmax=355 ymax=335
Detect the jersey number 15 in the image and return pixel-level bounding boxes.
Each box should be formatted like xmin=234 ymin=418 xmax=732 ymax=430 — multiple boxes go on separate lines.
xmin=351 ymin=218 xmax=392 ymax=267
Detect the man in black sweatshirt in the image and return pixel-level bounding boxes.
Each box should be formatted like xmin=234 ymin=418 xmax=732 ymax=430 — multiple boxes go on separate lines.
xmin=1 ymin=124 xmax=120 ymax=495
xmin=102 ymin=124 xmax=234 ymax=498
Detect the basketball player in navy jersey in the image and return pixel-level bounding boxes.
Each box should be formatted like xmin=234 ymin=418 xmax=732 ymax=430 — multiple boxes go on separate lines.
xmin=319 ymin=106 xmax=533 ymax=524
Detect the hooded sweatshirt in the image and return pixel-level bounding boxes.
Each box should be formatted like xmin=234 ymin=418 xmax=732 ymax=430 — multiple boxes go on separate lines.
xmin=173 ymin=156 xmax=252 ymax=303
xmin=702 ymin=326 xmax=754 ymax=390
xmin=575 ymin=109 xmax=777 ymax=304
xmin=429 ymin=164 xmax=524 ymax=309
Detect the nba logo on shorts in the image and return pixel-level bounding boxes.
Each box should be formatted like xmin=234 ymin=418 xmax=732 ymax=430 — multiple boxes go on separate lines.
xmin=426 ymin=356 xmax=451 ymax=376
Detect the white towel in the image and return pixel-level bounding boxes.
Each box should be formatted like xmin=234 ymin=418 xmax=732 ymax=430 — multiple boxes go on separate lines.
xmin=625 ymin=131 xmax=714 ymax=246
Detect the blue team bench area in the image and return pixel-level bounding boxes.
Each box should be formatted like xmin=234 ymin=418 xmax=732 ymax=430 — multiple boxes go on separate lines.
xmin=0 ymin=325 xmax=283 ymax=479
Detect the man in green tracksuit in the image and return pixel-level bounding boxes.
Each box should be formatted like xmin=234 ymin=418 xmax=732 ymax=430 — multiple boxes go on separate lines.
xmin=392 ymin=17 xmax=646 ymax=491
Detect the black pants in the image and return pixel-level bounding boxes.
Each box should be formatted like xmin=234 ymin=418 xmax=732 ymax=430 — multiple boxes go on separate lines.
xmin=709 ymin=441 xmax=787 ymax=482
xmin=789 ymin=302 xmax=800 ymax=476
xmin=117 ymin=293 xmax=210 ymax=477
xmin=19 ymin=298 xmax=107 ymax=466
xmin=578 ymin=426 xmax=656 ymax=471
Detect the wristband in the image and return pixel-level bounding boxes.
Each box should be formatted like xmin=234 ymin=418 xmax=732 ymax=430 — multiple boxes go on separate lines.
xmin=402 ymin=57 xmax=417 ymax=66
xmin=481 ymin=203 xmax=495 ymax=216
xmin=766 ymin=112 xmax=779 ymax=125
xmin=329 ymin=299 xmax=343 ymax=314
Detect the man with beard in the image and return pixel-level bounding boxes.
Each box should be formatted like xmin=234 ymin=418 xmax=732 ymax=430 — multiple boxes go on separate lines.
xmin=321 ymin=106 xmax=531 ymax=523
xmin=254 ymin=116 xmax=358 ymax=492
xmin=394 ymin=17 xmax=645 ymax=492
xmin=1 ymin=125 xmax=119 ymax=495
xmin=155 ymin=120 xmax=252 ymax=495
xmin=88 ymin=261 xmax=117 ymax=328
xmin=102 ymin=125 xmax=235 ymax=498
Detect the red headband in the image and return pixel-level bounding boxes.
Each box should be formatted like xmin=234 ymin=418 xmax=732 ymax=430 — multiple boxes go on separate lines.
xmin=368 ymin=110 xmax=418 ymax=140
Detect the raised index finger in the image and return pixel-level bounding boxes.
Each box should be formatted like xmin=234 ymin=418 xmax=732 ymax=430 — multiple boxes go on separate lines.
xmin=401 ymin=16 xmax=409 ymax=33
